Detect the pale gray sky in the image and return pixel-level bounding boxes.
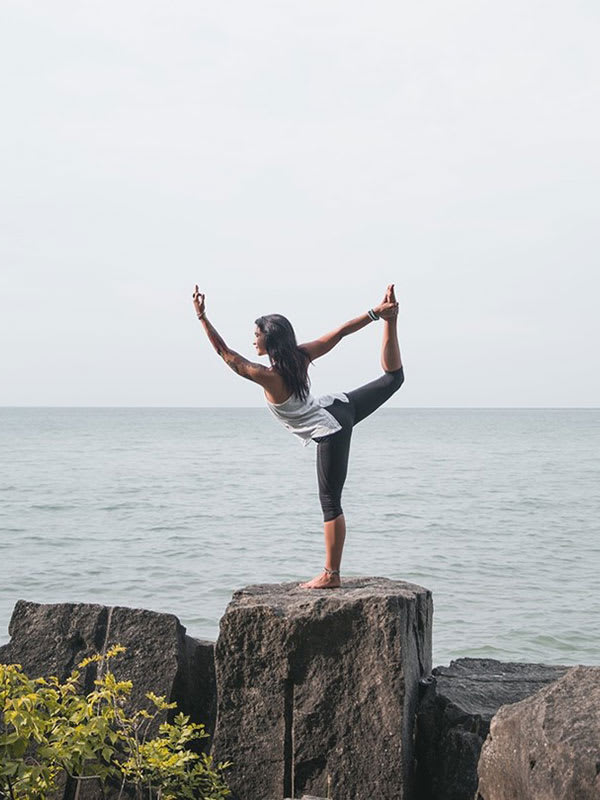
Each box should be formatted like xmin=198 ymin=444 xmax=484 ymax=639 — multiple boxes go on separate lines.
xmin=2 ymin=1 xmax=599 ymax=406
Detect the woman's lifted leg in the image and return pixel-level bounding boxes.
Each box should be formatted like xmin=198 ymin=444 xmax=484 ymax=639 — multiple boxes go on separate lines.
xmin=381 ymin=284 xmax=402 ymax=371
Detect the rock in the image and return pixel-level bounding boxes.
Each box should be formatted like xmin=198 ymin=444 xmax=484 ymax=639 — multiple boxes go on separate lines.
xmin=0 ymin=599 xmax=215 ymax=737
xmin=0 ymin=600 xmax=216 ymax=799
xmin=269 ymin=797 xmax=327 ymax=800
xmin=415 ymin=658 xmax=568 ymax=800
xmin=179 ymin=632 xmax=217 ymax=743
xmin=476 ymin=665 xmax=600 ymax=800
xmin=211 ymin=577 xmax=432 ymax=800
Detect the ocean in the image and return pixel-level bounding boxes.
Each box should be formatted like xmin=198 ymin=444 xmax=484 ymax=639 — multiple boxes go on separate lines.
xmin=1 ymin=407 xmax=598 ymax=667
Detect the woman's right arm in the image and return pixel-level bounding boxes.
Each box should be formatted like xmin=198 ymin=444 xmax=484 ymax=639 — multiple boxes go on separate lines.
xmin=299 ymin=305 xmax=393 ymax=361
xmin=298 ymin=314 xmax=368 ymax=360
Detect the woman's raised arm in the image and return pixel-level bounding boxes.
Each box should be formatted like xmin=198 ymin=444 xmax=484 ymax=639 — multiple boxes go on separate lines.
xmin=192 ymin=286 xmax=276 ymax=390
xmin=298 ymin=288 xmax=398 ymax=361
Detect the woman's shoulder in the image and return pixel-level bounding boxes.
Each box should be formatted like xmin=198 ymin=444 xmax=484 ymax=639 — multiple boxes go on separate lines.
xmin=297 ymin=346 xmax=312 ymax=364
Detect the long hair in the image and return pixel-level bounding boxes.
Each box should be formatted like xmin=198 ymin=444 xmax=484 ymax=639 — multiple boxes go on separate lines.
xmin=255 ymin=314 xmax=312 ymax=401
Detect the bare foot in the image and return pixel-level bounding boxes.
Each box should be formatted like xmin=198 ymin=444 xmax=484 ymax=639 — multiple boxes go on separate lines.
xmin=299 ymin=570 xmax=341 ymax=589
xmin=379 ymin=283 xmax=398 ymax=321
xmin=382 ymin=283 xmax=395 ymax=305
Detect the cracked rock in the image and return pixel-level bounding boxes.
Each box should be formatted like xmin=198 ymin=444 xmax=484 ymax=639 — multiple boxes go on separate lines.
xmin=211 ymin=577 xmax=432 ymax=800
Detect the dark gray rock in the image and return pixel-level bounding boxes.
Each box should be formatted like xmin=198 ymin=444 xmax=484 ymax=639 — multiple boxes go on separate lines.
xmin=0 ymin=599 xmax=111 ymax=687
xmin=179 ymin=633 xmax=217 ymax=743
xmin=0 ymin=600 xmax=216 ymax=800
xmin=477 ymin=665 xmax=600 ymax=800
xmin=415 ymin=658 xmax=568 ymax=800
xmin=211 ymin=577 xmax=432 ymax=800
xmin=0 ymin=599 xmax=215 ymax=737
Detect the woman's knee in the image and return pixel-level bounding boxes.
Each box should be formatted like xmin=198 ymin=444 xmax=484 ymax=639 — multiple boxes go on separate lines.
xmin=383 ymin=366 xmax=404 ymax=393
xmin=323 ymin=503 xmax=343 ymax=522
xmin=320 ymin=492 xmax=343 ymax=522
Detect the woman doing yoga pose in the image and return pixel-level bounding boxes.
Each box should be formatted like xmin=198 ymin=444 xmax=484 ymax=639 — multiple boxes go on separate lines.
xmin=192 ymin=284 xmax=404 ymax=589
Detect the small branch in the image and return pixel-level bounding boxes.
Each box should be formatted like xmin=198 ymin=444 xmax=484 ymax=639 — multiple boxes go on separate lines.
xmin=141 ymin=710 xmax=159 ymax=746
xmin=6 ymin=777 xmax=16 ymax=800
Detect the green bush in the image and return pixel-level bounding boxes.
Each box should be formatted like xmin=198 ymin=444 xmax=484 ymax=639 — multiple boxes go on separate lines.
xmin=0 ymin=644 xmax=231 ymax=800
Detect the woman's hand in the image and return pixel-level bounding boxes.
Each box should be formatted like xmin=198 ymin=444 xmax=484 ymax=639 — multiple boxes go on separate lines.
xmin=374 ymin=283 xmax=399 ymax=320
xmin=192 ymin=285 xmax=205 ymax=318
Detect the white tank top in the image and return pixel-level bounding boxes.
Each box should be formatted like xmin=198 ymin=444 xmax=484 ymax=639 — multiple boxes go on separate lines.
xmin=266 ymin=391 xmax=349 ymax=446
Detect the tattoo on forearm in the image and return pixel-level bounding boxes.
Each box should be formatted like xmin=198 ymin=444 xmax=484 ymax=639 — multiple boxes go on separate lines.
xmin=204 ymin=320 xmax=254 ymax=380
xmin=205 ymin=320 xmax=228 ymax=359
xmin=226 ymin=356 xmax=254 ymax=380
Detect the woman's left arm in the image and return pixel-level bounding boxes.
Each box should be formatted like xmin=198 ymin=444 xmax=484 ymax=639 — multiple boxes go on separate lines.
xmin=193 ymin=287 xmax=274 ymax=388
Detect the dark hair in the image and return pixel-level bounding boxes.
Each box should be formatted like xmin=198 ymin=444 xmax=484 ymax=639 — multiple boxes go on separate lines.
xmin=254 ymin=314 xmax=312 ymax=401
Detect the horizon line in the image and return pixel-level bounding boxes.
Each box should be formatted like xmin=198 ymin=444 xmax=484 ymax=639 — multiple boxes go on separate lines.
xmin=1 ymin=405 xmax=599 ymax=411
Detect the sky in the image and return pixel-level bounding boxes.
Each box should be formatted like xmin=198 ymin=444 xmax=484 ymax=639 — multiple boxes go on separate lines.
xmin=1 ymin=0 xmax=599 ymax=407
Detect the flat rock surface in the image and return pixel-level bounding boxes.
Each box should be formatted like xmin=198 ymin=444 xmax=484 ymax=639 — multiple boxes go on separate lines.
xmin=232 ymin=576 xmax=431 ymax=604
xmin=431 ymin=657 xmax=569 ymax=718
xmin=416 ymin=658 xmax=568 ymax=800
xmin=212 ymin=576 xmax=432 ymax=800
xmin=477 ymin=665 xmax=600 ymax=800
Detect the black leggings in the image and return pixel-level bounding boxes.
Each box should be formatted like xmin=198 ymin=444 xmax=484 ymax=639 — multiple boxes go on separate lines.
xmin=313 ymin=366 xmax=404 ymax=521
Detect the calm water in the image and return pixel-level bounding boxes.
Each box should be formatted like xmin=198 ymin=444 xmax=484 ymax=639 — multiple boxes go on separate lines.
xmin=1 ymin=407 xmax=599 ymax=667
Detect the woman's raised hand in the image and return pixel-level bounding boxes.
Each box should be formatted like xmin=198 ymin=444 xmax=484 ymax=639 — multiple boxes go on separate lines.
xmin=192 ymin=285 xmax=206 ymax=317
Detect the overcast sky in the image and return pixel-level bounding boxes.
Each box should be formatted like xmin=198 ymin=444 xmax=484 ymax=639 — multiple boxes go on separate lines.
xmin=2 ymin=1 xmax=599 ymax=406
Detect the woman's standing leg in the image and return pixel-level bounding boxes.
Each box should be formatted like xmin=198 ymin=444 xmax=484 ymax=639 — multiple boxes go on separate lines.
xmin=300 ymin=403 xmax=353 ymax=589
xmin=298 ymin=513 xmax=346 ymax=589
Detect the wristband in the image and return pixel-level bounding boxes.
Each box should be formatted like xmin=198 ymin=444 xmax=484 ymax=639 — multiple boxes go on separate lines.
xmin=367 ymin=308 xmax=380 ymax=321
xmin=197 ymin=311 xmax=206 ymax=320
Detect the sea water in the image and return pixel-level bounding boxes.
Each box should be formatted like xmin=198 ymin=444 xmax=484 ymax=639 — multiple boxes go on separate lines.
xmin=1 ymin=407 xmax=598 ymax=667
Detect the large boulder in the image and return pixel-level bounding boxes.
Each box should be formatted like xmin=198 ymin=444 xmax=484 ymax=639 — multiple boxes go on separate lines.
xmin=477 ymin=665 xmax=600 ymax=800
xmin=0 ymin=600 xmax=216 ymax=799
xmin=416 ymin=658 xmax=568 ymax=800
xmin=0 ymin=599 xmax=215 ymax=737
xmin=211 ymin=577 xmax=432 ymax=800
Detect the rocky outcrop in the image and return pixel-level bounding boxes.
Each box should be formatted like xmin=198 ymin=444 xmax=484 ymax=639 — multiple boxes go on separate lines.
xmin=415 ymin=658 xmax=568 ymax=800
xmin=211 ymin=577 xmax=432 ymax=800
xmin=0 ymin=599 xmax=216 ymax=741
xmin=5 ymin=595 xmax=595 ymax=800
xmin=477 ymin=665 xmax=600 ymax=800
xmin=0 ymin=600 xmax=216 ymax=799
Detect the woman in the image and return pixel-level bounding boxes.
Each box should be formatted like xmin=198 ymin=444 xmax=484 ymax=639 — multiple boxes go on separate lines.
xmin=192 ymin=284 xmax=404 ymax=589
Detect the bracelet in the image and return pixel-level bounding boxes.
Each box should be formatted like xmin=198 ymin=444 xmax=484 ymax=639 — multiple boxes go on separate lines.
xmin=367 ymin=308 xmax=380 ymax=321
xmin=197 ymin=311 xmax=206 ymax=320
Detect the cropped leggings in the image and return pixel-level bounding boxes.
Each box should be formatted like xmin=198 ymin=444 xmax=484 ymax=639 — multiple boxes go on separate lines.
xmin=313 ymin=366 xmax=404 ymax=521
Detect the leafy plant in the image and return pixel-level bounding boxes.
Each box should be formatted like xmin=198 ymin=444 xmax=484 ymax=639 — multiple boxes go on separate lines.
xmin=0 ymin=644 xmax=231 ymax=800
